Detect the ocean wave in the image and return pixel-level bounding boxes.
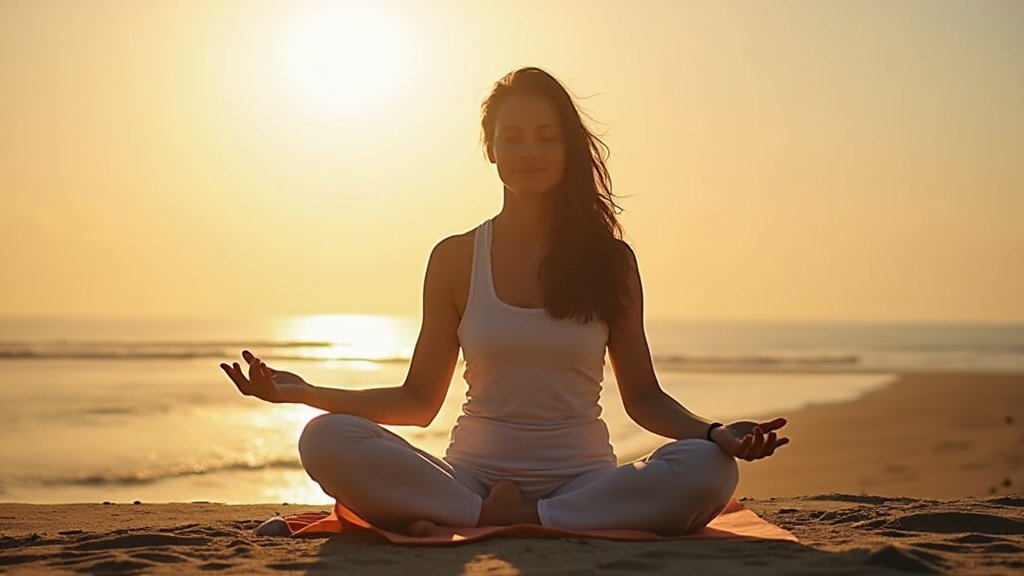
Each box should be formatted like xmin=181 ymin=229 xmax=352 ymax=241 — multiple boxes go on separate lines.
xmin=2 ymin=342 xmax=1022 ymax=370
xmin=33 ymin=457 xmax=304 ymax=488
xmin=0 ymin=347 xmax=865 ymax=366
xmin=0 ymin=346 xmax=410 ymax=363
xmin=652 ymin=353 xmax=862 ymax=366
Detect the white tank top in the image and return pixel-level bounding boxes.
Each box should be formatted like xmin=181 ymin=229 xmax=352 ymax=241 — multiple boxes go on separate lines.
xmin=446 ymin=217 xmax=617 ymax=494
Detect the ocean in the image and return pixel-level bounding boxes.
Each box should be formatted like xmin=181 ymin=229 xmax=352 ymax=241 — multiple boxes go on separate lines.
xmin=1 ymin=314 xmax=1021 ymax=504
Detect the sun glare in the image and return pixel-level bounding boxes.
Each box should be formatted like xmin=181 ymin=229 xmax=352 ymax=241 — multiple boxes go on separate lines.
xmin=284 ymin=314 xmax=414 ymax=362
xmin=276 ymin=1 xmax=415 ymax=115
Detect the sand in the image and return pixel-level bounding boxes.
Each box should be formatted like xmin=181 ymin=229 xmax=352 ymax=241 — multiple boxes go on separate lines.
xmin=735 ymin=371 xmax=1024 ymax=499
xmin=1 ymin=371 xmax=1022 ymax=575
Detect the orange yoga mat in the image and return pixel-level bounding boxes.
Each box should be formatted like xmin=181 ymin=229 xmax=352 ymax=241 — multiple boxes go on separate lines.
xmin=279 ymin=496 xmax=799 ymax=544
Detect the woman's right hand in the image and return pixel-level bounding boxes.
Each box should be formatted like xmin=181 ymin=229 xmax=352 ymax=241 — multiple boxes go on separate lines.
xmin=220 ymin=350 xmax=310 ymax=404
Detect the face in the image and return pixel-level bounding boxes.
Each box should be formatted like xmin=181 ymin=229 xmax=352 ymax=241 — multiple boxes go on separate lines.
xmin=488 ymin=93 xmax=566 ymax=198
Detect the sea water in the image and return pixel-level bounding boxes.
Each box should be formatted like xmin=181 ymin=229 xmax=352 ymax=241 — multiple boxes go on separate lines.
xmin=1 ymin=314 xmax=1020 ymax=504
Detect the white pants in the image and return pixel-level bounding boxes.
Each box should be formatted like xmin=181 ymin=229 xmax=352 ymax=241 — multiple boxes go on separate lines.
xmin=298 ymin=414 xmax=739 ymax=535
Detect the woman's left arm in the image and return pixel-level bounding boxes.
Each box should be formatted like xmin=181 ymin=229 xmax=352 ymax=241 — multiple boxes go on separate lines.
xmin=607 ymin=242 xmax=788 ymax=460
xmin=607 ymin=242 xmax=712 ymax=440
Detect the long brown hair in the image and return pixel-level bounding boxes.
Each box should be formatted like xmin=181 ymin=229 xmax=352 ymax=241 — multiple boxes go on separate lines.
xmin=480 ymin=67 xmax=633 ymax=329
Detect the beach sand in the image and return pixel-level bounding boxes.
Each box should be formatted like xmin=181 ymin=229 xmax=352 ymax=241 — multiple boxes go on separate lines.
xmin=735 ymin=371 xmax=1024 ymax=500
xmin=2 ymin=371 xmax=1022 ymax=575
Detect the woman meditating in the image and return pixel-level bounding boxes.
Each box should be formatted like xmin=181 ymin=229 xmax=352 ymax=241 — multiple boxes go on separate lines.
xmin=221 ymin=67 xmax=789 ymax=537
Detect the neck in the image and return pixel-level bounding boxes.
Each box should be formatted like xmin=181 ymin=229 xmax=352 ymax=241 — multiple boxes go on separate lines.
xmin=494 ymin=189 xmax=553 ymax=256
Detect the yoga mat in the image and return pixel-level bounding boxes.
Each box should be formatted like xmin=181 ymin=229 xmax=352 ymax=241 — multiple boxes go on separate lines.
xmin=273 ymin=496 xmax=799 ymax=544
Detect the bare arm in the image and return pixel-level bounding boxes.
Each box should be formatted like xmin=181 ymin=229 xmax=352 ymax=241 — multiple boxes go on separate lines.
xmin=224 ymin=238 xmax=462 ymax=427
xmin=608 ymin=243 xmax=790 ymax=460
xmin=608 ymin=242 xmax=714 ymax=440
xmin=300 ymin=237 xmax=461 ymax=425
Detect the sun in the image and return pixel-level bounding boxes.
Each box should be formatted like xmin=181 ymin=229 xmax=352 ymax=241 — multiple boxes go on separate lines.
xmin=275 ymin=1 xmax=415 ymax=115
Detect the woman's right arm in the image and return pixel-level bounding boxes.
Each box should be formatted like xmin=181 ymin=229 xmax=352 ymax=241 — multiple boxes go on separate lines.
xmin=224 ymin=239 xmax=461 ymax=427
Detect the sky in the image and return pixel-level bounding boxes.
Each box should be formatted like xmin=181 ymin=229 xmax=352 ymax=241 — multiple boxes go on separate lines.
xmin=1 ymin=0 xmax=1021 ymax=323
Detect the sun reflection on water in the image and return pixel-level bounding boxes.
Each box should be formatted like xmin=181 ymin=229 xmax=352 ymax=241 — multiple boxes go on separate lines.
xmin=282 ymin=314 xmax=415 ymax=362
xmin=224 ymin=314 xmax=423 ymax=503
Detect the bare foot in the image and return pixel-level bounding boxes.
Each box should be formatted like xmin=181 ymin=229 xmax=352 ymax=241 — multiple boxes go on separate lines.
xmin=407 ymin=519 xmax=437 ymax=536
xmin=477 ymin=480 xmax=540 ymax=526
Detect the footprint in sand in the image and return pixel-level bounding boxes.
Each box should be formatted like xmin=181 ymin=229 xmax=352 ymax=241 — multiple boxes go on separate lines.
xmin=68 ymin=533 xmax=212 ymax=551
xmin=887 ymin=512 xmax=1024 ymax=535
xmin=863 ymin=544 xmax=947 ymax=574
xmin=131 ymin=551 xmax=190 ymax=564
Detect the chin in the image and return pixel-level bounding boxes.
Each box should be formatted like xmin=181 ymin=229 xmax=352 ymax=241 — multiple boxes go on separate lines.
xmin=512 ymin=185 xmax=558 ymax=198
xmin=512 ymin=178 xmax=561 ymax=196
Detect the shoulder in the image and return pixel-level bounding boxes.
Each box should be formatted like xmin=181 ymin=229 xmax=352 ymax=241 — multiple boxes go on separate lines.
xmin=430 ymin=230 xmax=474 ymax=262
xmin=609 ymin=238 xmax=639 ymax=271
xmin=610 ymin=237 xmax=635 ymax=256
xmin=423 ymin=230 xmax=475 ymax=312
xmin=424 ymin=229 xmax=475 ymax=277
xmin=609 ymin=238 xmax=642 ymax=304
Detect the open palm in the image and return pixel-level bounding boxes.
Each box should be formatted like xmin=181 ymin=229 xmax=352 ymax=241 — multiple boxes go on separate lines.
xmin=220 ymin=349 xmax=309 ymax=404
xmin=711 ymin=417 xmax=790 ymax=461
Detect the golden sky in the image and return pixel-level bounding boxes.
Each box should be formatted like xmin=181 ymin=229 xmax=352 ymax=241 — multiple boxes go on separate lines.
xmin=1 ymin=0 xmax=1021 ymax=323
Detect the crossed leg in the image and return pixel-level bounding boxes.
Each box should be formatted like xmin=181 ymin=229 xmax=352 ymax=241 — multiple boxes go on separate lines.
xmin=299 ymin=414 xmax=738 ymax=536
xmin=298 ymin=414 xmax=487 ymax=532
xmin=536 ymin=439 xmax=740 ymax=534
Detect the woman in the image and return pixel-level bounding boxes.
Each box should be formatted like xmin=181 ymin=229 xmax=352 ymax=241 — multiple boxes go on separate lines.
xmin=221 ymin=67 xmax=789 ymax=536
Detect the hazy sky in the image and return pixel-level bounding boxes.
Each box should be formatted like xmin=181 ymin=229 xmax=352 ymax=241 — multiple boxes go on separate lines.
xmin=2 ymin=0 xmax=1021 ymax=322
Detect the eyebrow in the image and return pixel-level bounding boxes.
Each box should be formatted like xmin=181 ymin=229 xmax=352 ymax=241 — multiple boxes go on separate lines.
xmin=499 ymin=123 xmax=560 ymax=131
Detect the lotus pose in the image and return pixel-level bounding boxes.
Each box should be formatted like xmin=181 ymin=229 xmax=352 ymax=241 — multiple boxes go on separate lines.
xmin=221 ymin=67 xmax=789 ymax=536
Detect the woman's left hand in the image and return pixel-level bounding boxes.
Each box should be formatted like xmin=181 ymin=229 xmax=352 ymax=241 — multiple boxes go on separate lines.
xmin=710 ymin=417 xmax=790 ymax=461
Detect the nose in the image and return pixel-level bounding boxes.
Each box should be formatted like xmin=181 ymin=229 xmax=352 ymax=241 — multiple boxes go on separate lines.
xmin=518 ymin=142 xmax=541 ymax=159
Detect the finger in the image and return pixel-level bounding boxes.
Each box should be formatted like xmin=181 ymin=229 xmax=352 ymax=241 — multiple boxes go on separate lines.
xmin=236 ymin=360 xmax=260 ymax=387
xmin=749 ymin=428 xmax=765 ymax=459
xmin=221 ymin=363 xmax=251 ymax=395
xmin=759 ymin=432 xmax=778 ymax=458
xmin=745 ymin=427 xmax=765 ymax=460
xmin=243 ymin=351 xmax=267 ymax=371
xmin=775 ymin=437 xmax=791 ymax=449
xmin=758 ymin=417 xmax=787 ymax=432
xmin=735 ymin=434 xmax=753 ymax=459
xmin=232 ymin=362 xmax=251 ymax=384
xmin=220 ymin=363 xmax=241 ymax=389
xmin=248 ymin=359 xmax=262 ymax=381
xmin=256 ymin=360 xmax=273 ymax=383
xmin=243 ymin=350 xmax=277 ymax=374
